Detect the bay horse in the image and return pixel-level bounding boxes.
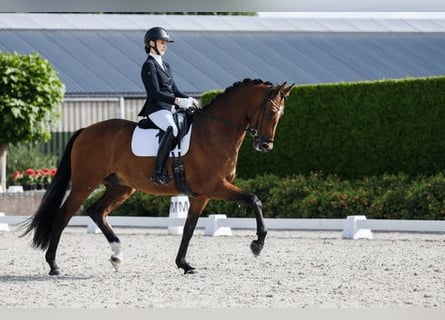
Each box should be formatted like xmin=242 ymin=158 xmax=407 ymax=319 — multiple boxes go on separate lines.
xmin=22 ymin=78 xmax=294 ymax=275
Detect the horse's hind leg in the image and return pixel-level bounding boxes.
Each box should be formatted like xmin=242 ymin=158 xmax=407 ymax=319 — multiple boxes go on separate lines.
xmin=45 ymin=210 xmax=71 ymax=275
xmin=86 ymin=174 xmax=135 ymax=271
xmin=45 ymin=187 xmax=93 ymax=275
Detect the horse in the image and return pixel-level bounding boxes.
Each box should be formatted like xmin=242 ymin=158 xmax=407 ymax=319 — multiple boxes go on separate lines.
xmin=22 ymin=78 xmax=295 ymax=275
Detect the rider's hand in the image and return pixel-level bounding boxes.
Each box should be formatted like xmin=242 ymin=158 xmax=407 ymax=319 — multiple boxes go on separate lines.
xmin=189 ymin=97 xmax=200 ymax=108
xmin=176 ymin=97 xmax=192 ymax=109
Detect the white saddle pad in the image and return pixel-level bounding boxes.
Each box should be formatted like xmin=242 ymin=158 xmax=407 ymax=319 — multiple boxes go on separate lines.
xmin=131 ymin=125 xmax=192 ymax=157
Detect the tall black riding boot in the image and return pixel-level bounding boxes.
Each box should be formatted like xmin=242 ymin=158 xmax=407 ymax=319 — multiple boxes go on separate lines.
xmin=151 ymin=126 xmax=175 ymax=185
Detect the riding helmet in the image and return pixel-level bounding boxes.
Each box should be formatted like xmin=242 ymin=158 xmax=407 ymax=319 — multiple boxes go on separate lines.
xmin=144 ymin=27 xmax=174 ymax=45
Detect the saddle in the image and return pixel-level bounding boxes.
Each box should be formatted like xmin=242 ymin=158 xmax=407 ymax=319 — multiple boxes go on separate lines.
xmin=134 ymin=110 xmax=195 ymax=197
xmin=137 ymin=109 xmax=192 ymax=144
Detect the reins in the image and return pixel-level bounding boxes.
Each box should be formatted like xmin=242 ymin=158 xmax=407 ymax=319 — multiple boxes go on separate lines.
xmin=195 ymin=85 xmax=286 ymax=139
xmin=195 ymin=108 xmax=256 ymax=136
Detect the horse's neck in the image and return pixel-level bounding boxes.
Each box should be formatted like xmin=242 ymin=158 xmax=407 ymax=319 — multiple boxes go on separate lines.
xmin=195 ymin=100 xmax=249 ymax=156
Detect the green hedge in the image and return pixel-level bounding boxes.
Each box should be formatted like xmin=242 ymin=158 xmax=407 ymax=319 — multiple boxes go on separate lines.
xmin=202 ymin=77 xmax=445 ymax=179
xmin=82 ymin=172 xmax=445 ymax=220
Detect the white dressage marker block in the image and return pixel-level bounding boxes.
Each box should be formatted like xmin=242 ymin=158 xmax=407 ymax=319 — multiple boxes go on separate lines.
xmin=7 ymin=185 xmax=23 ymax=193
xmin=204 ymin=214 xmax=232 ymax=237
xmin=168 ymin=195 xmax=189 ymax=235
xmin=0 ymin=212 xmax=9 ymax=232
xmin=342 ymin=215 xmax=373 ymax=240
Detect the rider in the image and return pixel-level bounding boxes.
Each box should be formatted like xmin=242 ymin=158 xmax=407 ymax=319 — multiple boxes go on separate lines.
xmin=138 ymin=26 xmax=198 ymax=185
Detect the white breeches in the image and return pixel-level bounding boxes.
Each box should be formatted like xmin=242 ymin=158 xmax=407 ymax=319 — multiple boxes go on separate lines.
xmin=148 ymin=109 xmax=179 ymax=137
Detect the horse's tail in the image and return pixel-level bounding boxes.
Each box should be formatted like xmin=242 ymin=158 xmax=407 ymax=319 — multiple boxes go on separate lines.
xmin=21 ymin=129 xmax=84 ymax=250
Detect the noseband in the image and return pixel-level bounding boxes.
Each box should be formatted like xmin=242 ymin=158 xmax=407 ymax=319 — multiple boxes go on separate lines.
xmin=196 ymin=85 xmax=286 ymax=140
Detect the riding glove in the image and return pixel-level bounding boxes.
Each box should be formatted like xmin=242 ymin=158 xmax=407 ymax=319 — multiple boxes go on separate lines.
xmin=189 ymin=97 xmax=200 ymax=108
xmin=176 ymin=97 xmax=193 ymax=109
xmin=176 ymin=97 xmax=199 ymax=110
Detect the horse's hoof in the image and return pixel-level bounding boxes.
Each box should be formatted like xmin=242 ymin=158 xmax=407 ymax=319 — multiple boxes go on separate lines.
xmin=49 ymin=268 xmax=61 ymax=276
xmin=110 ymin=256 xmax=122 ymax=272
xmin=177 ymin=262 xmax=197 ymax=275
xmin=250 ymin=240 xmax=263 ymax=257
xmin=184 ymin=268 xmax=197 ymax=275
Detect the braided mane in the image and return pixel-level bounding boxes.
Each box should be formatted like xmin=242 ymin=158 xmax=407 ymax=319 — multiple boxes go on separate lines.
xmin=203 ymin=78 xmax=272 ymax=110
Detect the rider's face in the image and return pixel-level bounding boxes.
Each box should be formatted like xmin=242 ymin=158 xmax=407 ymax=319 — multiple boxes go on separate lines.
xmin=151 ymin=40 xmax=168 ymax=55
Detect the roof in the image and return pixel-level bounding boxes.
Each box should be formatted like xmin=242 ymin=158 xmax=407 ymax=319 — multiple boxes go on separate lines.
xmin=1 ymin=14 xmax=445 ymax=97
xmin=2 ymin=13 xmax=445 ymax=32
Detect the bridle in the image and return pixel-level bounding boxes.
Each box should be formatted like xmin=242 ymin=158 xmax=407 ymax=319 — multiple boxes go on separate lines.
xmin=249 ymin=85 xmax=286 ymax=145
xmin=196 ymin=84 xmax=287 ymax=143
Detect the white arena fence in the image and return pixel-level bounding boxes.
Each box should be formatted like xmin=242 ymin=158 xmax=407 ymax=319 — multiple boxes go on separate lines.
xmin=1 ymin=195 xmax=445 ymax=239
xmin=1 ymin=214 xmax=445 ymax=238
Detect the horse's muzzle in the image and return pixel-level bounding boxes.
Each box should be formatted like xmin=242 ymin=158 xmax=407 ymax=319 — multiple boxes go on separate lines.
xmin=253 ymin=136 xmax=274 ymax=152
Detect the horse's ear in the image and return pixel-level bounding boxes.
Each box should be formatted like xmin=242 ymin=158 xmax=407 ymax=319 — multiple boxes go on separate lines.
xmin=282 ymin=83 xmax=295 ymax=97
xmin=279 ymin=82 xmax=287 ymax=90
xmin=272 ymin=82 xmax=287 ymax=95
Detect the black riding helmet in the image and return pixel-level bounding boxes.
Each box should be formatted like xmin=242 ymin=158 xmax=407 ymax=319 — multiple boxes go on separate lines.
xmin=144 ymin=27 xmax=174 ymax=54
xmin=144 ymin=27 xmax=174 ymax=44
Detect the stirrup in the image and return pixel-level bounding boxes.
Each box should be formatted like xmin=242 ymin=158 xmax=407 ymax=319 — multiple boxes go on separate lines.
xmin=151 ymin=172 xmax=171 ymax=185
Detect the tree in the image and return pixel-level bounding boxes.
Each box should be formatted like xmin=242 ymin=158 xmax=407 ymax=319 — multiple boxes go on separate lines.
xmin=0 ymin=52 xmax=65 ymax=191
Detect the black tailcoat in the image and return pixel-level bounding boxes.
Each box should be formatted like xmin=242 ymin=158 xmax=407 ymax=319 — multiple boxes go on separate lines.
xmin=138 ymin=55 xmax=187 ymax=117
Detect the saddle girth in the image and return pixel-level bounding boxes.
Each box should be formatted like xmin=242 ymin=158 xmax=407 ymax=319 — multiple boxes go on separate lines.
xmin=171 ymin=150 xmax=196 ymax=197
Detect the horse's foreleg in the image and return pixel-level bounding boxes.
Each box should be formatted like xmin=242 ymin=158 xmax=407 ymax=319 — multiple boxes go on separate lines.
xmin=175 ymin=196 xmax=208 ymax=274
xmin=175 ymin=214 xmax=199 ymax=274
xmin=214 ymin=182 xmax=267 ymax=257
xmin=87 ymin=175 xmax=135 ymax=271
xmin=246 ymin=193 xmax=267 ymax=256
